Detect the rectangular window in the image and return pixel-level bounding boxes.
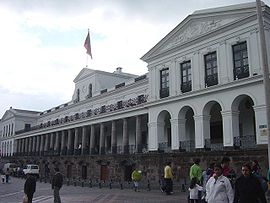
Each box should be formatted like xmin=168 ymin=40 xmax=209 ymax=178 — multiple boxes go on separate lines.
xmin=204 ymin=51 xmax=218 ymax=87
xmin=25 ymin=124 xmax=31 ymax=131
xmin=181 ymin=61 xmax=192 ymax=93
xmin=117 ymin=101 xmax=123 ymax=109
xmin=160 ymin=68 xmax=169 ymax=98
xmin=232 ymin=42 xmax=249 ymax=80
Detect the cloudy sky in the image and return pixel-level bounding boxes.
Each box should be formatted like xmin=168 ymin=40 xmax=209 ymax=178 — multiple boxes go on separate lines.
xmin=0 ymin=0 xmax=267 ymax=118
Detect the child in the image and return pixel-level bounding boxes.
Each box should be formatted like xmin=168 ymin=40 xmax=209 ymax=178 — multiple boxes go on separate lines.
xmin=1 ymin=173 xmax=5 ymax=184
xmin=189 ymin=177 xmax=203 ymax=203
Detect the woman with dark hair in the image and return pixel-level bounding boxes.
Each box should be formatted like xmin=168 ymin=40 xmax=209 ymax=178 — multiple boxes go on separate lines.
xmin=205 ymin=163 xmax=234 ymax=203
xmin=234 ymin=163 xmax=267 ymax=203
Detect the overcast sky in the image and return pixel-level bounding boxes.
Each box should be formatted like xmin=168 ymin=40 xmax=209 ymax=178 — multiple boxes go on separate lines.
xmin=0 ymin=0 xmax=267 ymax=118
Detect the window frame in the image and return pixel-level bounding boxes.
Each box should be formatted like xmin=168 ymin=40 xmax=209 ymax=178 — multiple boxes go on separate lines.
xmin=204 ymin=51 xmax=218 ymax=87
xmin=180 ymin=60 xmax=192 ymax=93
xmin=232 ymin=41 xmax=249 ymax=80
xmin=160 ymin=68 xmax=169 ymax=98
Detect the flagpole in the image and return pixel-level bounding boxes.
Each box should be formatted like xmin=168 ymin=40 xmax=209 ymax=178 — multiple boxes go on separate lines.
xmin=86 ymin=54 xmax=88 ymax=67
xmin=84 ymin=28 xmax=92 ymax=67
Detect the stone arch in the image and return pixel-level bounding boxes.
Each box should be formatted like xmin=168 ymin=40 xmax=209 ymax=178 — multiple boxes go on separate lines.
xmin=157 ymin=110 xmax=172 ymax=152
xmin=178 ymin=106 xmax=195 ymax=151
xmin=231 ymin=94 xmax=256 ymax=148
xmin=202 ymin=100 xmax=223 ymax=150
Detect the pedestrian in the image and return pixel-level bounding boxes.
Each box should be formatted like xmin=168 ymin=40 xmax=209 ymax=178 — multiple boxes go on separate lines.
xmin=221 ymin=156 xmax=236 ymax=187
xmin=251 ymin=160 xmax=261 ymax=174
xmin=202 ymin=163 xmax=215 ymax=200
xmin=52 ymin=167 xmax=63 ymax=203
xmin=164 ymin=161 xmax=173 ymax=195
xmin=45 ymin=164 xmax=50 ymax=180
xmin=131 ymin=168 xmax=142 ymax=192
xmin=1 ymin=172 xmax=5 ymax=183
xmin=189 ymin=177 xmax=203 ymax=203
xmin=251 ymin=162 xmax=268 ymax=193
xmin=205 ymin=163 xmax=234 ymax=203
xmin=189 ymin=158 xmax=202 ymax=184
xmin=5 ymin=168 xmax=10 ymax=183
xmin=24 ymin=173 xmax=36 ymax=203
xmin=234 ymin=162 xmax=266 ymax=203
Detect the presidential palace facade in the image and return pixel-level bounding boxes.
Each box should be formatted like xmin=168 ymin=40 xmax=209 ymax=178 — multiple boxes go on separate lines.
xmin=1 ymin=2 xmax=270 ymax=182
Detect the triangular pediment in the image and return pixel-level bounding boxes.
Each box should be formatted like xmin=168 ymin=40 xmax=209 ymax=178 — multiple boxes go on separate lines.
xmin=73 ymin=68 xmax=95 ymax=83
xmin=141 ymin=2 xmax=258 ymax=62
xmin=1 ymin=110 xmax=14 ymax=121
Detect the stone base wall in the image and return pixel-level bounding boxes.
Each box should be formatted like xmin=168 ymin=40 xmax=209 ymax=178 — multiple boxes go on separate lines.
xmin=5 ymin=148 xmax=268 ymax=186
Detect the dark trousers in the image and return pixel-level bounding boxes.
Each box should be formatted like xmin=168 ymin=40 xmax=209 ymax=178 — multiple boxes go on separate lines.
xmin=54 ymin=187 xmax=61 ymax=203
xmin=164 ymin=178 xmax=172 ymax=194
xmin=27 ymin=193 xmax=34 ymax=203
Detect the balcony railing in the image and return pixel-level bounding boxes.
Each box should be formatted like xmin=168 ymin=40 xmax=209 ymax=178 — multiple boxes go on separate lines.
xmin=234 ymin=135 xmax=256 ymax=149
xmin=181 ymin=82 xmax=191 ymax=93
xmin=160 ymin=88 xmax=169 ymax=98
xmin=179 ymin=140 xmax=195 ymax=152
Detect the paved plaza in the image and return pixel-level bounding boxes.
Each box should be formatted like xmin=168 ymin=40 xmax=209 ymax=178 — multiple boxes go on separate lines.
xmin=0 ymin=177 xmax=189 ymax=203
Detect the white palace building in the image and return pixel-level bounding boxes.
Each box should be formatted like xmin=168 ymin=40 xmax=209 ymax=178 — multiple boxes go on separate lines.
xmin=1 ymin=2 xmax=270 ymax=181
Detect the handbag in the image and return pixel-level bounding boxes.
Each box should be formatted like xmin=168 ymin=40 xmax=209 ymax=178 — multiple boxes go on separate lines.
xmin=22 ymin=194 xmax=28 ymax=203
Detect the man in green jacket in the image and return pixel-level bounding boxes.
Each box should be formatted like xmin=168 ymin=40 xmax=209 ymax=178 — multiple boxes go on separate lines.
xmin=189 ymin=158 xmax=202 ymax=184
xmin=131 ymin=168 xmax=142 ymax=192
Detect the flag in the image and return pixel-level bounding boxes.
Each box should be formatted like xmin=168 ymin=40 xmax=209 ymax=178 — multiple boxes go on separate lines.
xmin=84 ymin=30 xmax=92 ymax=59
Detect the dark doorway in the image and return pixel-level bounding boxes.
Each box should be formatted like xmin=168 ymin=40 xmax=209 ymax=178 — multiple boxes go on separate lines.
xmin=210 ymin=121 xmax=223 ymax=143
xmin=100 ymin=165 xmax=108 ymax=181
xmin=82 ymin=165 xmax=87 ymax=180
xmin=124 ymin=165 xmax=133 ymax=181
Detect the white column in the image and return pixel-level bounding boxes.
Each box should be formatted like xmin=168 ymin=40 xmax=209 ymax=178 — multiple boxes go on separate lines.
xmin=218 ymin=41 xmax=230 ymax=84
xmin=170 ymin=119 xmax=179 ymax=150
xmin=148 ymin=122 xmax=158 ymax=151
xmin=170 ymin=60 xmax=177 ymax=97
xmin=249 ymin=30 xmax=261 ymax=75
xmin=192 ymin=51 xmax=201 ymax=91
xmin=194 ymin=115 xmax=211 ymax=148
xmin=221 ymin=110 xmax=239 ymax=146
xmin=178 ymin=118 xmax=186 ymax=142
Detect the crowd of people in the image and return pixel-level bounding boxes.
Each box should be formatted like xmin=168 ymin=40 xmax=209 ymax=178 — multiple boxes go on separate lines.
xmin=185 ymin=157 xmax=268 ymax=203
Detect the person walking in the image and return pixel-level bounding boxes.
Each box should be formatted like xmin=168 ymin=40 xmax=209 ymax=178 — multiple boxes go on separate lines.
xmin=221 ymin=157 xmax=236 ymax=187
xmin=5 ymin=168 xmax=10 ymax=183
xmin=205 ymin=163 xmax=234 ymax=203
xmin=164 ymin=161 xmax=173 ymax=195
xmin=131 ymin=168 xmax=142 ymax=192
xmin=190 ymin=158 xmax=202 ymax=184
xmin=234 ymin=163 xmax=267 ymax=203
xmin=52 ymin=167 xmax=63 ymax=203
xmin=189 ymin=177 xmax=203 ymax=203
xmin=24 ymin=173 xmax=36 ymax=203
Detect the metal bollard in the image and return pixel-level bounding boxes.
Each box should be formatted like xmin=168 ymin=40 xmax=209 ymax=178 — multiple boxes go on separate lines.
xmin=109 ymin=180 xmax=112 ymax=189
xmin=81 ymin=181 xmax=84 ymax=187
xmin=99 ymin=182 xmax=102 ymax=188
xmin=89 ymin=179 xmax=92 ymax=188
xmin=120 ymin=182 xmax=123 ymax=190
xmin=147 ymin=179 xmax=151 ymax=191
xmin=67 ymin=179 xmax=70 ymax=186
